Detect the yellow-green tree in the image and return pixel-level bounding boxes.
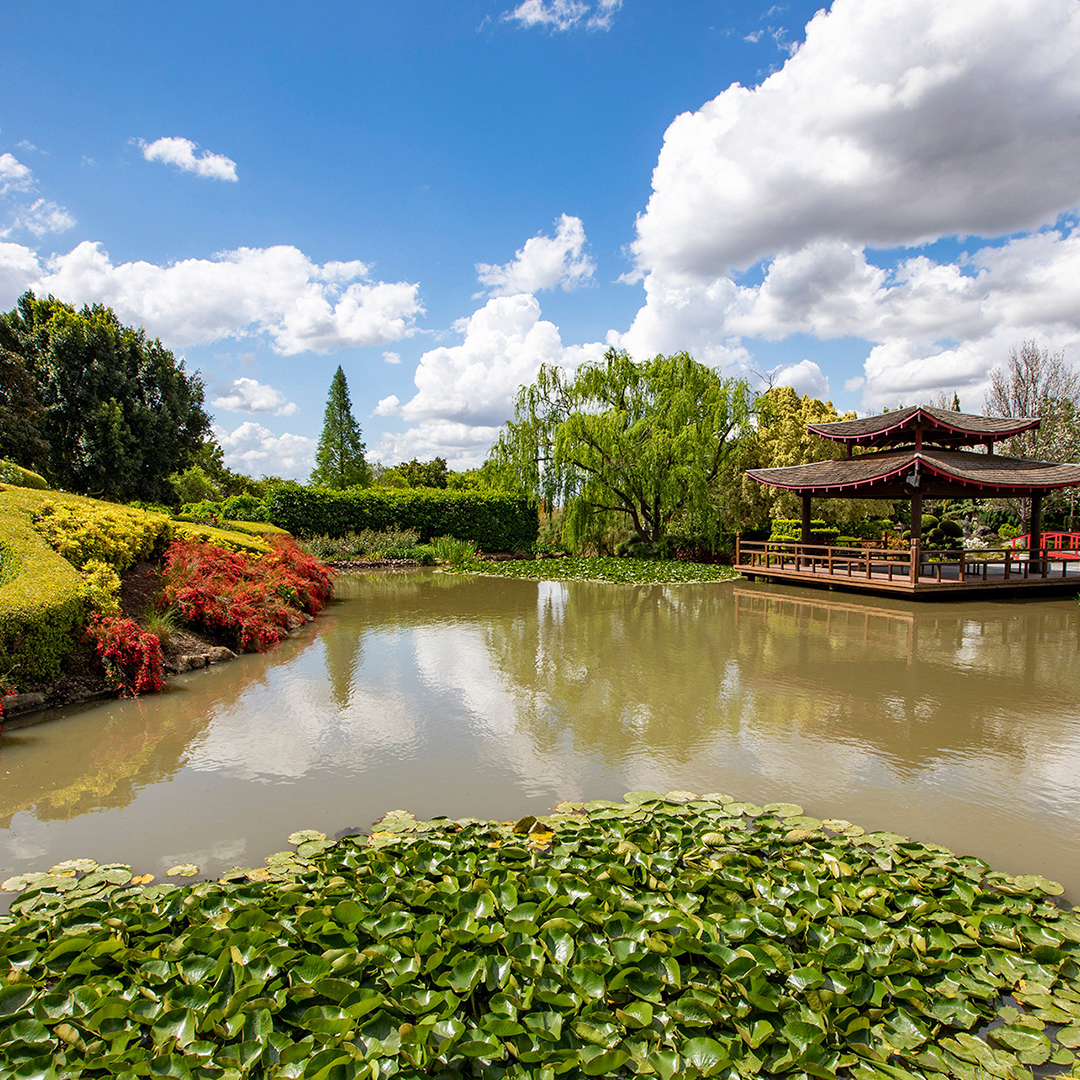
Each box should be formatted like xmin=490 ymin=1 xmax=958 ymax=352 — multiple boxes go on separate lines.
xmin=738 ymin=387 xmax=887 ymax=526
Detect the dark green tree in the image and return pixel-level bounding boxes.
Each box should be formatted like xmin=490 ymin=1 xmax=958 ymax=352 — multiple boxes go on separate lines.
xmin=310 ymin=365 xmax=371 ymax=489
xmin=0 ymin=347 xmax=49 ymax=473
xmin=395 ymin=457 xmax=448 ymax=489
xmin=0 ymin=292 xmax=209 ymax=501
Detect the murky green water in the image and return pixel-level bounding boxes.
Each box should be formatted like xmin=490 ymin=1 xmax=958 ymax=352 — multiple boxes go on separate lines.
xmin=2 ymin=570 xmax=1079 ymax=898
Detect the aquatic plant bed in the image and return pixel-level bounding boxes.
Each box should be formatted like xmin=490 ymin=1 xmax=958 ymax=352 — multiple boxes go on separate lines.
xmin=2 ymin=794 xmax=1080 ymax=1079
xmin=463 ymin=556 xmax=741 ymax=585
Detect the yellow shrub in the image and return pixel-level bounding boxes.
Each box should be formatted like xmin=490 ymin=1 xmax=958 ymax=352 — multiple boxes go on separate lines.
xmin=32 ymin=499 xmax=172 ymax=570
xmin=219 ymin=519 xmax=290 ymax=537
xmin=80 ymin=558 xmax=122 ymax=615
xmin=172 ymin=520 xmax=272 ymax=555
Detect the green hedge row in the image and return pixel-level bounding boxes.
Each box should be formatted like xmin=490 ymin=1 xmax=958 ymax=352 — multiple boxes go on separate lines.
xmin=264 ymin=486 xmax=538 ymax=551
xmin=0 ymin=496 xmax=88 ymax=686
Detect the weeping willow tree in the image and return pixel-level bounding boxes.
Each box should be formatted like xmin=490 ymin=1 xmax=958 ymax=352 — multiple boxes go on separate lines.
xmin=487 ymin=348 xmax=755 ymax=551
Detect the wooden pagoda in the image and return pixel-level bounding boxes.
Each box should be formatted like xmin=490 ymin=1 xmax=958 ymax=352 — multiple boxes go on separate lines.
xmin=736 ymin=405 xmax=1080 ymax=597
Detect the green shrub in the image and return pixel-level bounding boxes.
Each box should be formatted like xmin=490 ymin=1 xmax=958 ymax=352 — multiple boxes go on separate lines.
xmin=432 ymin=535 xmax=479 ymax=568
xmin=265 ymin=485 xmax=538 ymax=552
xmin=0 ymin=489 xmax=89 ymax=686
xmin=0 ymin=459 xmax=47 ymax=489
xmin=999 ymin=523 xmax=1022 ymax=540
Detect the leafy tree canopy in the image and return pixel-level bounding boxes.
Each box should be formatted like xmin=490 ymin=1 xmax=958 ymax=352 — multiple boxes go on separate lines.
xmin=0 ymin=347 xmax=49 ymax=473
xmin=0 ymin=292 xmax=209 ymax=502
xmin=310 ymin=365 xmax=371 ymax=489
xmin=738 ymin=386 xmax=886 ymax=526
xmin=488 ymin=348 xmax=754 ymax=549
xmin=397 ymin=456 xmax=448 ymax=489
xmin=984 ymin=340 xmax=1080 ymax=528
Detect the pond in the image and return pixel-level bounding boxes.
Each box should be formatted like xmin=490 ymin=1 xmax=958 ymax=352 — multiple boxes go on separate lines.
xmin=2 ymin=569 xmax=1079 ymax=900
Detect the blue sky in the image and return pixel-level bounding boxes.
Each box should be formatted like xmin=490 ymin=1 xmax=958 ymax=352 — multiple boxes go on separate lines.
xmin=2 ymin=0 xmax=1079 ymax=478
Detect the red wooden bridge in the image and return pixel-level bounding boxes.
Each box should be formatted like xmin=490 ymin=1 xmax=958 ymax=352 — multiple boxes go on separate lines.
xmin=1004 ymin=532 xmax=1080 ymax=558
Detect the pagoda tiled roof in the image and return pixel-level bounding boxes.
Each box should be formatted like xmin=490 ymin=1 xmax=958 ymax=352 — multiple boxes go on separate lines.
xmin=808 ymin=405 xmax=1040 ymax=446
xmin=746 ymin=447 xmax=1080 ymax=496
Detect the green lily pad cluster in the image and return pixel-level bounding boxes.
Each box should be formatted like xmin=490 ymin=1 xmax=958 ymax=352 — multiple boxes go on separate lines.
xmin=460 ymin=557 xmax=741 ymax=586
xmin=2 ymin=793 xmax=1080 ymax=1080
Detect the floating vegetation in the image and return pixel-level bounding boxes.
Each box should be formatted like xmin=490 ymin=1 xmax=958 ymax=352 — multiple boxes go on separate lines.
xmin=1 ymin=793 xmax=1080 ymax=1079
xmin=460 ymin=556 xmax=741 ymax=586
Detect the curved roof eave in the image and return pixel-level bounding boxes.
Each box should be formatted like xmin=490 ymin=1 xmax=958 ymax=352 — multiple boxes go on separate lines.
xmin=807 ymin=405 xmax=1041 ymax=445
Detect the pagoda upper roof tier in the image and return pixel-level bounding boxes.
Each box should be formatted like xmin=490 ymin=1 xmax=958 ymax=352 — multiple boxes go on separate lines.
xmin=808 ymin=405 xmax=1040 ymax=447
xmin=746 ymin=447 xmax=1080 ymax=499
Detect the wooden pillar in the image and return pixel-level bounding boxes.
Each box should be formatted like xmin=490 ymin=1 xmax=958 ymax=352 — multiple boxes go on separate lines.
xmin=1030 ymin=492 xmax=1043 ymax=573
xmin=801 ymin=493 xmax=812 ymax=569
xmin=909 ymin=492 xmax=923 ymax=542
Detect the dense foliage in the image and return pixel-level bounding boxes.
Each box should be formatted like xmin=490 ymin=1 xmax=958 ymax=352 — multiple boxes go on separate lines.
xmin=86 ymin=613 xmax=166 ymax=697
xmin=0 ymin=292 xmax=210 ymax=502
xmin=2 ymin=794 xmax=1079 ymax=1079
xmin=160 ymin=535 xmax=333 ymax=652
xmin=311 ymin=366 xmax=372 ymax=490
xmin=265 ymin=486 xmax=538 ymax=552
xmin=489 ymin=349 xmax=754 ymax=552
xmin=0 ymin=348 xmax=49 ymax=472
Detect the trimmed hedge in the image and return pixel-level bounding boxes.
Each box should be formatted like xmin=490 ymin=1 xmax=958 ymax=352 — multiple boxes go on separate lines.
xmin=265 ymin=485 xmax=539 ymax=551
xmin=0 ymin=487 xmax=89 ymax=685
xmin=0 ymin=458 xmax=47 ymax=489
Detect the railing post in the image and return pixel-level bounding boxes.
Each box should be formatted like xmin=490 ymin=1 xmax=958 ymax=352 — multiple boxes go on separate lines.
xmin=735 ymin=531 xmax=742 ymax=566
xmin=958 ymin=547 xmax=965 ymax=582
xmin=909 ymin=537 xmax=919 ymax=585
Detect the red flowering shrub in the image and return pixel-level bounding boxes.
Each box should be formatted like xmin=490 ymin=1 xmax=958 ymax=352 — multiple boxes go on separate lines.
xmin=86 ymin=614 xmax=165 ymax=697
xmin=160 ymin=535 xmax=333 ymax=653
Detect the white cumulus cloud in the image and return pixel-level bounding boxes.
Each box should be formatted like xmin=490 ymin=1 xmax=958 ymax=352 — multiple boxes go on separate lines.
xmin=476 ymin=215 xmax=595 ymax=296
xmin=213 ymin=422 xmax=316 ymax=480
xmin=771 ymin=359 xmax=830 ymax=398
xmin=0 ymin=153 xmax=33 ymax=196
xmin=502 ymin=0 xmax=621 ymax=32
xmin=0 ymin=240 xmax=423 ymax=354
xmin=375 ymin=293 xmax=604 ymax=466
xmin=211 ymin=377 xmax=298 ymax=417
xmin=614 ymin=0 xmax=1080 ymax=410
xmin=140 ymin=137 xmax=238 ymax=182
xmin=632 ymin=0 xmax=1080 ymax=279
xmin=7 ymin=198 xmax=75 ymax=238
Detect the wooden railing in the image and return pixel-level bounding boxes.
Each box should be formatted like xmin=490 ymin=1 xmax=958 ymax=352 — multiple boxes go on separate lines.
xmin=734 ymin=537 xmax=1078 ymax=585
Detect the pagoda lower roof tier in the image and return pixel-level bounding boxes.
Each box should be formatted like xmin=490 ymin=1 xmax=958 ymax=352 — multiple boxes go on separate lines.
xmin=807 ymin=405 xmax=1040 ymax=448
xmin=746 ymin=447 xmax=1080 ymax=499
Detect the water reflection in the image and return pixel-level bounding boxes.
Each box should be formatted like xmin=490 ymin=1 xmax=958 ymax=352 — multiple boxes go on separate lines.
xmin=1 ymin=570 xmax=1078 ymax=898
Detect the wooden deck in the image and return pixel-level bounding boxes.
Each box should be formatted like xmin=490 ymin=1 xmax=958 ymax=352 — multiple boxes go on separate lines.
xmin=734 ymin=538 xmax=1080 ymax=598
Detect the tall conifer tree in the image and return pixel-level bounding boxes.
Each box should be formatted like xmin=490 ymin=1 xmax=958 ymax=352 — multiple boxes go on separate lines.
xmin=310 ymin=365 xmax=371 ymax=488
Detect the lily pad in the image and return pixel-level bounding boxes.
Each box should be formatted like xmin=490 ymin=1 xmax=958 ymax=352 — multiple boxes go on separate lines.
xmin=48 ymin=858 xmax=98 ymax=874
xmin=287 ymin=829 xmax=327 ymax=845
xmin=623 ymin=790 xmax=664 ymax=804
xmin=1010 ymin=874 xmax=1065 ymax=896
xmin=165 ymin=864 xmax=199 ymax=878
xmin=763 ymin=802 xmax=804 ymax=816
